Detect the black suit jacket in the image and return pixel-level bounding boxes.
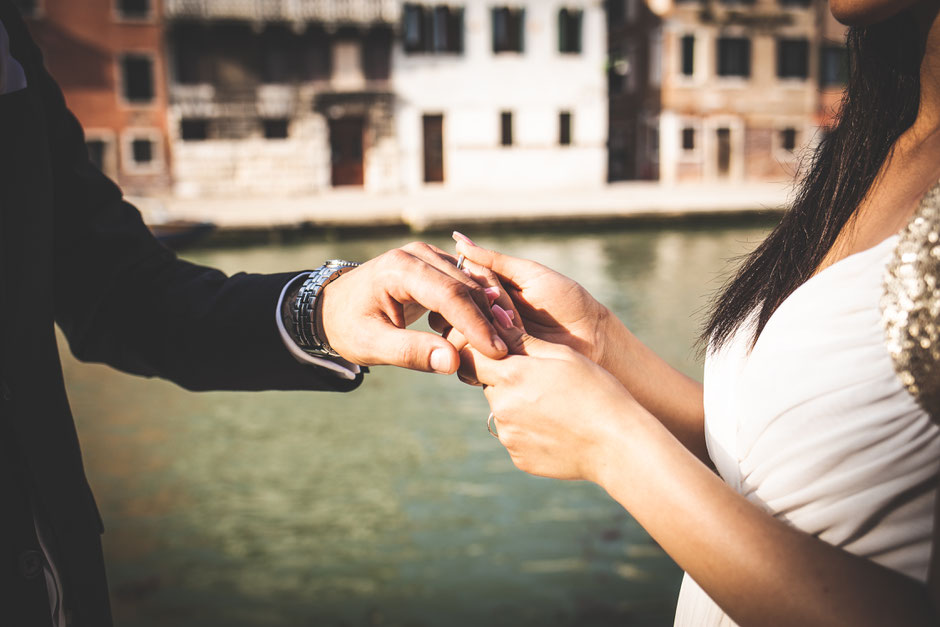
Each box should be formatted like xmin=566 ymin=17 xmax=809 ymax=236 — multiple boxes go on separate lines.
xmin=0 ymin=4 xmax=363 ymax=625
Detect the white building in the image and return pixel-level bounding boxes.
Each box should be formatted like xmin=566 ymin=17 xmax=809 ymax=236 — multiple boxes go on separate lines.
xmin=393 ymin=0 xmax=608 ymax=192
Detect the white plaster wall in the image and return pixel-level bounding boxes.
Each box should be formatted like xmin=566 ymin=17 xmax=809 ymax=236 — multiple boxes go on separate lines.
xmin=393 ymin=0 xmax=608 ymax=191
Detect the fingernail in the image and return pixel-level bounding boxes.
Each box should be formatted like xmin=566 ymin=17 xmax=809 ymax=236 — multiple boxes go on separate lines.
xmin=461 ymin=267 xmax=473 ymax=278
xmin=491 ymin=304 xmax=513 ymax=330
xmin=430 ymin=348 xmax=452 ymax=374
xmin=484 ymin=286 xmax=500 ymax=302
xmin=492 ymin=335 xmax=508 ymax=353
xmin=452 ymin=231 xmax=477 ymax=247
xmin=506 ymin=309 xmax=515 ymax=320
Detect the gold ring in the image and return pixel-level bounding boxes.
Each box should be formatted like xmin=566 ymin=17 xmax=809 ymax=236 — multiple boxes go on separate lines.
xmin=486 ymin=412 xmax=499 ymax=438
xmin=456 ymin=254 xmax=466 ymax=271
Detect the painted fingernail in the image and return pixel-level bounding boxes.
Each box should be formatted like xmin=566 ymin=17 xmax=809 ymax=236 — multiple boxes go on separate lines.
xmin=430 ymin=348 xmax=453 ymax=374
xmin=461 ymin=267 xmax=473 ymax=278
xmin=492 ymin=335 xmax=508 ymax=353
xmin=483 ymin=286 xmax=500 ymax=302
xmin=452 ymin=231 xmax=477 ymax=247
xmin=491 ymin=304 xmax=513 ymax=330
xmin=506 ymin=309 xmax=515 ymax=320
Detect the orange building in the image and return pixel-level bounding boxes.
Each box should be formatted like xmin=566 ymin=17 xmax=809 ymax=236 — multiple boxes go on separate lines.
xmin=16 ymin=0 xmax=170 ymax=196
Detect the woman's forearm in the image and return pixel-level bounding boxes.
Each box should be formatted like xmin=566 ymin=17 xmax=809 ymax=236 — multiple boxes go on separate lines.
xmin=594 ymin=402 xmax=937 ymax=626
xmin=597 ymin=310 xmax=709 ymax=461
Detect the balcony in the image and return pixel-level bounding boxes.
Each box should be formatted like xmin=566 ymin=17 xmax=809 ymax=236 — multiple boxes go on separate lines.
xmin=165 ymin=0 xmax=398 ymax=25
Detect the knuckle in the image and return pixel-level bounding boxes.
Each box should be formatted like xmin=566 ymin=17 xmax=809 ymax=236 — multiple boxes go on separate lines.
xmin=385 ymin=248 xmax=412 ymax=266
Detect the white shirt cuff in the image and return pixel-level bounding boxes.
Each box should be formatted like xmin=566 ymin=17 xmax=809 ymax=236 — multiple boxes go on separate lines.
xmin=276 ymin=272 xmax=360 ymax=381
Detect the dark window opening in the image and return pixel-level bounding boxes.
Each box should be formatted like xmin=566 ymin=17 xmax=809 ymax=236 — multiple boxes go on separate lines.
xmin=117 ymin=0 xmax=150 ymax=19
xmin=559 ymin=111 xmax=572 ymax=146
xmin=403 ymin=4 xmax=464 ymax=54
xmin=492 ymin=7 xmax=525 ymax=53
xmin=86 ymin=140 xmax=106 ymax=171
xmin=131 ymin=138 xmax=154 ymax=164
xmin=820 ymin=44 xmax=848 ymax=87
xmin=777 ymin=38 xmax=809 ymax=79
xmin=781 ymin=127 xmax=797 ymax=152
xmin=558 ymin=8 xmax=582 ymax=54
xmin=720 ymin=0 xmax=756 ymax=4
xmin=717 ymin=37 xmax=750 ymax=78
xmin=682 ymin=127 xmax=695 ymax=151
xmin=181 ymin=119 xmax=209 ymax=141
xmin=364 ymin=28 xmax=393 ymax=79
xmin=779 ymin=0 xmax=811 ymax=6
xmin=263 ymin=118 xmax=289 ymax=139
xmin=121 ymin=54 xmax=155 ymax=103
xmin=681 ymin=35 xmax=695 ymax=76
xmin=500 ymin=111 xmax=513 ymax=146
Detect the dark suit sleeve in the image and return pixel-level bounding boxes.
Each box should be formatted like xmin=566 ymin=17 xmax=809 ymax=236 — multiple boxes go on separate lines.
xmin=15 ymin=20 xmax=362 ymax=393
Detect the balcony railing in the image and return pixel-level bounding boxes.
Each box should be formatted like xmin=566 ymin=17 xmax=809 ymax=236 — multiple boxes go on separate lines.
xmin=165 ymin=0 xmax=398 ymax=24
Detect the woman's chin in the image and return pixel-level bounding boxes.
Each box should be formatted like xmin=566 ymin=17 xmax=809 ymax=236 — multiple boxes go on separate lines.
xmin=829 ymin=0 xmax=920 ymax=26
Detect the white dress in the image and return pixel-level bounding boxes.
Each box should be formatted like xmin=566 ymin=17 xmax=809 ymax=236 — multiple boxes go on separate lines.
xmin=674 ymin=188 xmax=940 ymax=626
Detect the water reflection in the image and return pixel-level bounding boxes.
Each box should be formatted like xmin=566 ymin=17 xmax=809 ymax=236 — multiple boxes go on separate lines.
xmin=61 ymin=222 xmax=774 ymax=627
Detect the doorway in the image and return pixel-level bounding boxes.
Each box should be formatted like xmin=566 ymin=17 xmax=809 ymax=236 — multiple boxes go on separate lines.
xmin=330 ymin=117 xmax=365 ymax=187
xmin=423 ymin=114 xmax=444 ymax=183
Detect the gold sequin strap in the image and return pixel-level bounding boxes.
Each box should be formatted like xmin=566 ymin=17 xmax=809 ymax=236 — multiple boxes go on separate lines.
xmin=881 ymin=181 xmax=940 ymax=420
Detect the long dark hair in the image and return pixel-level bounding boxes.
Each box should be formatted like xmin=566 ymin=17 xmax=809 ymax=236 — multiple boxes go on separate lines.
xmin=702 ymin=11 xmax=923 ymax=352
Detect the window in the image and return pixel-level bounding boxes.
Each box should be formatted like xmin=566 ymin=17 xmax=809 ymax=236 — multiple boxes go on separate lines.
xmin=492 ymin=7 xmax=525 ymax=53
xmin=780 ymin=127 xmax=797 ymax=152
xmin=558 ymin=8 xmax=582 ymax=54
xmin=263 ymin=118 xmax=289 ymax=139
xmin=682 ymin=127 xmax=695 ymax=151
xmin=681 ymin=35 xmax=695 ymax=77
xmin=779 ymin=0 xmax=811 ymax=6
xmin=717 ymin=37 xmax=750 ymax=78
xmin=132 ymin=138 xmax=153 ymax=164
xmin=777 ymin=38 xmax=809 ymax=79
xmin=559 ymin=111 xmax=572 ymax=146
xmin=364 ymin=28 xmax=392 ymax=79
xmin=720 ymin=0 xmax=756 ymax=5
xmin=116 ymin=0 xmax=150 ymax=19
xmin=120 ymin=54 xmax=155 ymax=103
xmin=180 ymin=119 xmax=209 ymax=141
xmin=500 ymin=111 xmax=513 ymax=146
xmin=820 ymin=45 xmax=848 ymax=86
xmin=403 ymin=4 xmax=464 ymax=54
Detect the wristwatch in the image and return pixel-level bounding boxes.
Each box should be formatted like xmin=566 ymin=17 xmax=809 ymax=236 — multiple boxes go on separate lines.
xmin=291 ymin=259 xmax=360 ymax=358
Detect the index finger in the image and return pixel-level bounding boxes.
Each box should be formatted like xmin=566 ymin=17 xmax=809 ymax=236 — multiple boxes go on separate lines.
xmin=390 ymin=259 xmax=508 ymax=359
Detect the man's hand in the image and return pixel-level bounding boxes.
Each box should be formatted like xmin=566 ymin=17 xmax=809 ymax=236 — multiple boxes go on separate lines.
xmin=318 ymin=242 xmax=508 ymax=374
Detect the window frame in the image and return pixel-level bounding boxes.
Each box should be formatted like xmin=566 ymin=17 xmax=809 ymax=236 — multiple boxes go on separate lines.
xmin=84 ymin=129 xmax=118 ymax=179
xmin=117 ymin=51 xmax=158 ymax=107
xmin=716 ymin=36 xmax=751 ymax=81
xmin=558 ymin=8 xmax=583 ymax=55
xmin=492 ymin=6 xmax=525 ymax=54
xmin=114 ymin=0 xmax=154 ymax=23
xmin=776 ymin=37 xmax=810 ymax=81
xmin=121 ymin=127 xmax=165 ymax=175
xmin=559 ymin=111 xmax=573 ymax=146
xmin=500 ymin=111 xmax=514 ymax=147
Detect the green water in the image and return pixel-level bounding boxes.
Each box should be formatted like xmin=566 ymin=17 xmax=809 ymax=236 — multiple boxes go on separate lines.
xmin=60 ymin=223 xmax=773 ymax=627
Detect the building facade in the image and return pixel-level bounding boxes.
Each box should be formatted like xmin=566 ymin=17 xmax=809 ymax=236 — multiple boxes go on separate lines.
xmin=393 ymin=0 xmax=608 ymax=191
xmin=17 ymin=0 xmax=171 ymax=196
xmin=608 ymin=0 xmax=846 ymax=184
xmin=164 ymin=0 xmax=398 ymax=198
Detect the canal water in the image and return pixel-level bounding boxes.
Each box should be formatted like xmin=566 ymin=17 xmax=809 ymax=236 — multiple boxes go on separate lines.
xmin=60 ymin=221 xmax=775 ymax=627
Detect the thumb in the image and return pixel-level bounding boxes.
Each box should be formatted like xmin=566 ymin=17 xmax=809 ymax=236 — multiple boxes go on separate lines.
xmin=490 ymin=304 xmax=568 ymax=359
xmin=365 ymin=321 xmax=460 ymax=374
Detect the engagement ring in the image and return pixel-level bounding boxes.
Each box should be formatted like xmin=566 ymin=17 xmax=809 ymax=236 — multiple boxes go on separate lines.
xmin=487 ymin=412 xmax=499 ymax=438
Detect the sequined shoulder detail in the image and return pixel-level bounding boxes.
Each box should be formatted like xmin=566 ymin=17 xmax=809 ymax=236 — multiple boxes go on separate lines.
xmin=881 ymin=181 xmax=940 ymax=419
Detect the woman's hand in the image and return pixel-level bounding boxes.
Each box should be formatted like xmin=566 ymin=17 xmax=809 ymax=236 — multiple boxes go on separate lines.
xmin=451 ymin=232 xmax=613 ymax=367
xmin=460 ymin=310 xmax=635 ymax=483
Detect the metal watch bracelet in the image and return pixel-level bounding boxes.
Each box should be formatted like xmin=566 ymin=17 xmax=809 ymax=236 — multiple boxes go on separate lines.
xmin=291 ymin=260 xmax=360 ymax=358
